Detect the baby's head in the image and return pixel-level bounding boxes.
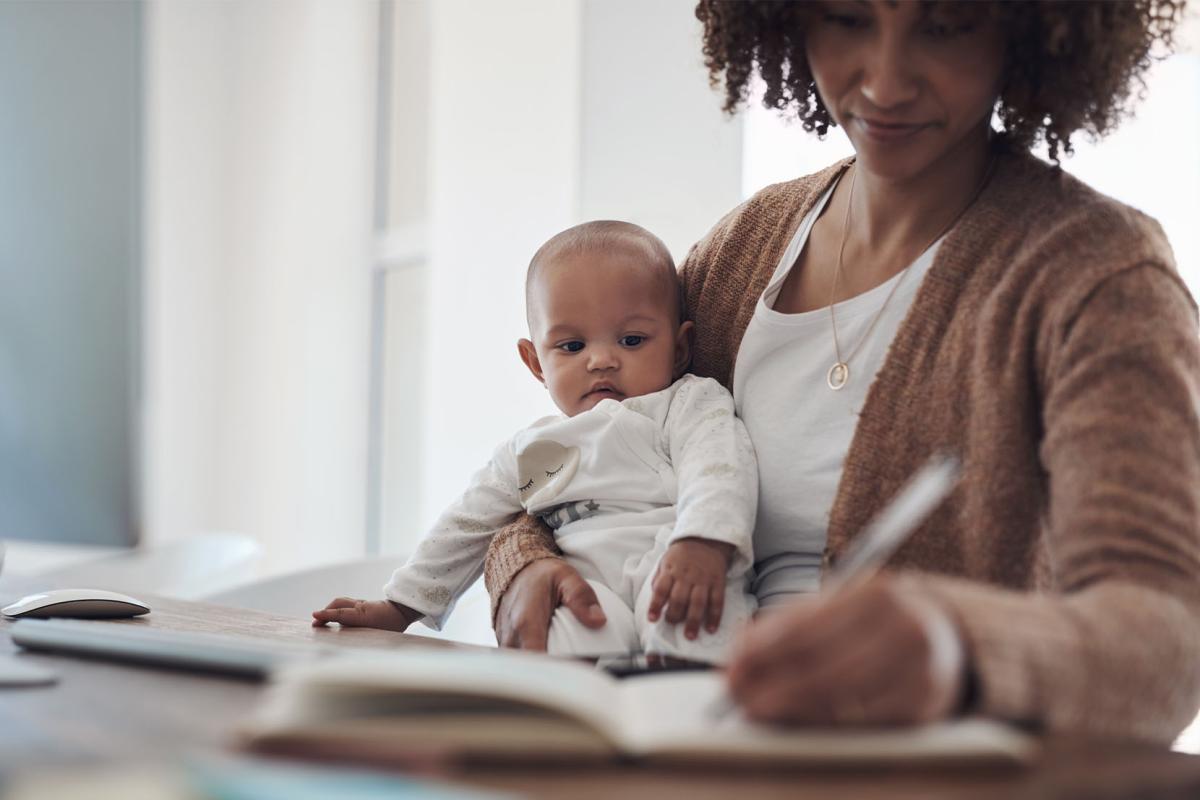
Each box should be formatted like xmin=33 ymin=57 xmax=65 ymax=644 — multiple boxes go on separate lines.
xmin=517 ymin=221 xmax=693 ymax=417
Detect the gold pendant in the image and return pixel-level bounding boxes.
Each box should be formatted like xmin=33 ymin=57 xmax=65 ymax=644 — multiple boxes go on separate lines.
xmin=827 ymin=361 xmax=850 ymax=391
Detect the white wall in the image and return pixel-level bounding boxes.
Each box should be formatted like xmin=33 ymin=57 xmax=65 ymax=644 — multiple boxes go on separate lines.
xmin=418 ymin=0 xmax=583 ymax=526
xmin=143 ymin=1 xmax=378 ymax=575
xmin=377 ymin=0 xmax=432 ymax=555
xmin=580 ymin=0 xmax=742 ymax=261
xmin=144 ymin=0 xmax=748 ymax=567
xmin=142 ymin=1 xmax=230 ymax=554
xmin=413 ymin=0 xmax=744 ymax=532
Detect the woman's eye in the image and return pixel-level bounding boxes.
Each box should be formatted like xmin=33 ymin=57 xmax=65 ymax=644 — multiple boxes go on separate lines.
xmin=518 ymin=478 xmax=534 ymax=493
xmin=824 ymin=13 xmax=869 ymax=30
xmin=620 ymin=335 xmax=645 ymax=347
xmin=923 ymin=20 xmax=975 ymax=39
xmin=557 ymin=341 xmax=584 ymax=353
xmin=545 ymin=464 xmax=563 ymax=477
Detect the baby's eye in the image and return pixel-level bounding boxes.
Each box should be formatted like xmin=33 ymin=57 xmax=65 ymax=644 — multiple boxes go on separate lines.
xmin=619 ymin=335 xmax=645 ymax=348
xmin=557 ymin=341 xmax=584 ymax=353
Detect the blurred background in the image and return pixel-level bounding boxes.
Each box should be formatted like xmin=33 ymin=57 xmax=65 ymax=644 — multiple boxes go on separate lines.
xmin=1 ymin=0 xmax=1197 ymax=591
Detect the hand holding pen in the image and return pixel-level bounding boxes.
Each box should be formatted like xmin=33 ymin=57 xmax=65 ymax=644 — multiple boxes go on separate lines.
xmin=717 ymin=454 xmax=968 ymax=727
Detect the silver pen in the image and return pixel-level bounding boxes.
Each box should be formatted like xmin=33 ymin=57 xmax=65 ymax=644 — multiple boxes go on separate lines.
xmin=708 ymin=452 xmax=963 ymax=719
xmin=821 ymin=452 xmax=962 ymax=591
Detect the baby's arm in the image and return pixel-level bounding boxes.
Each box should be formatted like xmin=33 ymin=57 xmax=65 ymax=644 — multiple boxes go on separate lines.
xmin=312 ymin=442 xmax=524 ymax=632
xmin=312 ymin=597 xmax=422 ymax=630
xmin=651 ymin=376 xmax=758 ymax=632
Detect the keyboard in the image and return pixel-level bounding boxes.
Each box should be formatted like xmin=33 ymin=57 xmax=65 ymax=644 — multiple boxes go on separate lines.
xmin=9 ymin=618 xmax=336 ymax=679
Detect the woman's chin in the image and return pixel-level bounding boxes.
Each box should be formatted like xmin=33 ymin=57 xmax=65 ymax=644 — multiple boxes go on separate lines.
xmin=851 ymin=145 xmax=952 ymax=185
xmin=852 ymin=125 xmax=994 ymax=185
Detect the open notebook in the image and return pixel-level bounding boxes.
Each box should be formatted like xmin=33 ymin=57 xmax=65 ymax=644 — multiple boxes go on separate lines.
xmin=242 ymin=648 xmax=1036 ymax=767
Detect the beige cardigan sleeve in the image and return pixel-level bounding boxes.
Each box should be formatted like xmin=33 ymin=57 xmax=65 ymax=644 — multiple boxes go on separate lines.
xmin=919 ymin=263 xmax=1200 ymax=742
xmin=483 ymin=512 xmax=562 ymax=624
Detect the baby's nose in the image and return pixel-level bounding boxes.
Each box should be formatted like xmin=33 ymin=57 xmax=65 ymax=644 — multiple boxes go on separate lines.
xmin=587 ymin=346 xmax=619 ymax=370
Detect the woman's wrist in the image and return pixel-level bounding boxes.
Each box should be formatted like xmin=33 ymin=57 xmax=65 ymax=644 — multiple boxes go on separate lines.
xmin=894 ymin=577 xmax=973 ymax=721
xmin=491 ymin=553 xmax=566 ymax=628
xmin=483 ymin=516 xmax=562 ymax=623
xmin=957 ymin=660 xmax=981 ymax=716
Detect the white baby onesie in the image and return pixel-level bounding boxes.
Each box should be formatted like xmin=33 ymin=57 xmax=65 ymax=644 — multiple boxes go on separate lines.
xmin=384 ymin=374 xmax=758 ymax=662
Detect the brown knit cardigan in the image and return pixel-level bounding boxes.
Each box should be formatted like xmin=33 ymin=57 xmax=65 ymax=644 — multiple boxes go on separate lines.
xmin=484 ymin=149 xmax=1200 ymax=743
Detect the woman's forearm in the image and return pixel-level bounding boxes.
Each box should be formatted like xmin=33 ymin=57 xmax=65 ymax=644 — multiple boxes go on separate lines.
xmin=925 ymin=263 xmax=1200 ymax=740
xmin=483 ymin=512 xmax=562 ymax=623
xmin=917 ymin=575 xmax=1200 ymax=741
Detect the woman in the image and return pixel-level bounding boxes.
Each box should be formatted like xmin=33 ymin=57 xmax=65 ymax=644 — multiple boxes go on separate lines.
xmin=484 ymin=0 xmax=1199 ymax=741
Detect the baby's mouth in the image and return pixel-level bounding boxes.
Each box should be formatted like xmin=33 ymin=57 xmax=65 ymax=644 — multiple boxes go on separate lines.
xmin=585 ymin=383 xmax=623 ymax=400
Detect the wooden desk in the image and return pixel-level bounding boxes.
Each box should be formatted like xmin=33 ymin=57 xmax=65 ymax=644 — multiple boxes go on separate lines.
xmin=3 ymin=574 xmax=1200 ymax=799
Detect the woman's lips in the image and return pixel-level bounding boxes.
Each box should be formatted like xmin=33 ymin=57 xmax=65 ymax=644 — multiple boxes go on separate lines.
xmin=854 ymin=116 xmax=929 ymax=142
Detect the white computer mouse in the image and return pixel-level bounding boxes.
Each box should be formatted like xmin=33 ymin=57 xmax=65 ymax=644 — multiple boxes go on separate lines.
xmin=1 ymin=588 xmax=151 ymax=619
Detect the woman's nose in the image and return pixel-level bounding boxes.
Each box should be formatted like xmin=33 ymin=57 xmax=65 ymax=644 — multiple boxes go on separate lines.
xmin=860 ymin=34 xmax=920 ymax=110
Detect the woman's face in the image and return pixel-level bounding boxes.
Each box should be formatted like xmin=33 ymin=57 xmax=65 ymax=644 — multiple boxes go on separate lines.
xmin=805 ymin=1 xmax=1005 ymax=181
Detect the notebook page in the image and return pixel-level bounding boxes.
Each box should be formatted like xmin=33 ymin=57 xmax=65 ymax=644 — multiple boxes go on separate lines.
xmin=613 ymin=672 xmax=1036 ymax=764
xmin=263 ymin=649 xmax=630 ymax=746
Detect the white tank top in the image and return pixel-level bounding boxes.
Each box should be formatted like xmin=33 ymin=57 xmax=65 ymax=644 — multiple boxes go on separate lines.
xmin=732 ymin=178 xmax=943 ymax=607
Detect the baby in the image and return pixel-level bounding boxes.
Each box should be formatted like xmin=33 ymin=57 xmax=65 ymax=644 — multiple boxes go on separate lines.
xmin=314 ymin=221 xmax=757 ymax=661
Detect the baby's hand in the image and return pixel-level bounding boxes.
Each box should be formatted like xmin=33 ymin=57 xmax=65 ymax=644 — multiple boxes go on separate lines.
xmin=647 ymin=538 xmax=735 ymax=640
xmin=312 ymin=598 xmax=421 ymax=632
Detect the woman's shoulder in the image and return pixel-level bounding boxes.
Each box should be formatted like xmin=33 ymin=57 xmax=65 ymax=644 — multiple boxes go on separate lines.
xmin=970 ymin=150 xmax=1187 ymax=310
xmin=679 ymin=158 xmax=851 ymax=315
xmin=742 ymin=157 xmax=852 ymax=214
xmin=685 ymin=157 xmax=852 ymax=265
xmin=678 ymin=158 xmax=853 ymax=388
xmin=958 ymin=151 xmax=1197 ymax=364
xmin=991 ymin=150 xmax=1174 ymax=267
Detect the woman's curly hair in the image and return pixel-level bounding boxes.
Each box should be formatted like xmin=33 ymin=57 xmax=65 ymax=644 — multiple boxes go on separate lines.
xmin=695 ymin=0 xmax=1187 ymax=163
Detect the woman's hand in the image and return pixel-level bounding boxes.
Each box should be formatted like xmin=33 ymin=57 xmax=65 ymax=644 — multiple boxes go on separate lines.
xmin=494 ymin=558 xmax=607 ymax=650
xmin=725 ymin=577 xmax=968 ymax=726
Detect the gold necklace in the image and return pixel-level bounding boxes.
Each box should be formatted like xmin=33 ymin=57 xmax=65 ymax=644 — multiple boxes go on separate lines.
xmin=825 ymin=156 xmax=997 ymax=391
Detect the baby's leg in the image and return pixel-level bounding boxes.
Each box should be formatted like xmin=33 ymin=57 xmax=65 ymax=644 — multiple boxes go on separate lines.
xmin=546 ymin=580 xmax=639 ymax=657
xmin=633 ymin=573 xmax=756 ymax=665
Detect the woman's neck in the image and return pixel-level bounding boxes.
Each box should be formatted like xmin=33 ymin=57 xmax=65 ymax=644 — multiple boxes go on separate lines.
xmin=848 ymin=124 xmax=994 ymax=263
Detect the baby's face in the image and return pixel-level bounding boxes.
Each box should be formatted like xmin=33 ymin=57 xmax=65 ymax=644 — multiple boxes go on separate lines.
xmin=520 ymin=251 xmax=689 ymax=417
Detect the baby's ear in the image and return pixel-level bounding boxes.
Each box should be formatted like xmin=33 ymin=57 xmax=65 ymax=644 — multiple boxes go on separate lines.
xmin=517 ymin=339 xmax=545 ymax=384
xmin=673 ymin=321 xmax=694 ymax=377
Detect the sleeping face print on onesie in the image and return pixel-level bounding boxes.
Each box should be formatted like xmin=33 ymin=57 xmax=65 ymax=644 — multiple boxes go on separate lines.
xmin=516 ymin=439 xmax=580 ymax=510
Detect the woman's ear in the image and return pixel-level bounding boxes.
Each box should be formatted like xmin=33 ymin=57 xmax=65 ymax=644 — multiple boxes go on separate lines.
xmin=517 ymin=339 xmax=545 ymax=384
xmin=673 ymin=321 xmax=694 ymax=378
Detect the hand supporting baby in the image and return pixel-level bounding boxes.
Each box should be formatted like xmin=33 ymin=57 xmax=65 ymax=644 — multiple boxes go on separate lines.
xmin=314 ymin=538 xmax=734 ymax=643
xmin=312 ymin=597 xmax=422 ymax=631
xmin=646 ymin=537 xmax=735 ymax=641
